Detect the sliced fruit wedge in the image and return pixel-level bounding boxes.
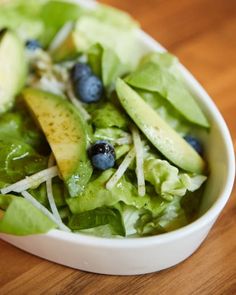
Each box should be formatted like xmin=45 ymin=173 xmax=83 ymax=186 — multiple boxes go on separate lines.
xmin=116 ymin=78 xmax=205 ymax=174
xmin=0 ymin=29 xmax=27 ymax=113
xmin=22 ymin=88 xmax=93 ymax=197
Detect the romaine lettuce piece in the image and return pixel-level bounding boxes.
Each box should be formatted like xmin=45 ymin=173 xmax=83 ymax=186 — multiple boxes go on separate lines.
xmin=0 ymin=194 xmax=56 ymax=235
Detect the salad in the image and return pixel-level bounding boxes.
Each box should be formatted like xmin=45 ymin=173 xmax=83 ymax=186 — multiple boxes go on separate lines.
xmin=0 ymin=0 xmax=209 ymax=238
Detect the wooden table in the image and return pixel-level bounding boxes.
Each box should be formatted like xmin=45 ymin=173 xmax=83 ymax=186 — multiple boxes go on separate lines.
xmin=1 ymin=0 xmax=236 ymax=294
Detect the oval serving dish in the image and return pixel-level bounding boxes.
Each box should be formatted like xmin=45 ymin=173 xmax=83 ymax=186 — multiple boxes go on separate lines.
xmin=0 ymin=0 xmax=235 ymax=275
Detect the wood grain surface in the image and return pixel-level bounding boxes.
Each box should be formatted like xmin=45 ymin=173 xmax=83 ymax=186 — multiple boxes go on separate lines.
xmin=1 ymin=0 xmax=236 ymax=294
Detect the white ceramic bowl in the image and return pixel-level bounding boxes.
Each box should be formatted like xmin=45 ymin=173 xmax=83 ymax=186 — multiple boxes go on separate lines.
xmin=1 ymin=0 xmax=235 ymax=275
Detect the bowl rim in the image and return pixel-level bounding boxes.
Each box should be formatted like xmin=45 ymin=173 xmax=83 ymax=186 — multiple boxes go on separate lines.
xmin=42 ymin=27 xmax=235 ymax=247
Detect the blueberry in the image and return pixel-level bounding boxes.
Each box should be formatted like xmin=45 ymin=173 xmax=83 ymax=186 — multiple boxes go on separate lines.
xmin=25 ymin=39 xmax=41 ymax=50
xmin=184 ymin=135 xmax=203 ymax=155
xmin=71 ymin=63 xmax=92 ymax=83
xmin=89 ymin=141 xmax=116 ymax=170
xmin=74 ymin=75 xmax=103 ymax=103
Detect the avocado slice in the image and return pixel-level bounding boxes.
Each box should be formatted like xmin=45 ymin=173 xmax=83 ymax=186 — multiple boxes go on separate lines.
xmin=116 ymin=79 xmax=205 ymax=174
xmin=0 ymin=29 xmax=27 ymax=113
xmin=22 ymin=88 xmax=93 ymax=197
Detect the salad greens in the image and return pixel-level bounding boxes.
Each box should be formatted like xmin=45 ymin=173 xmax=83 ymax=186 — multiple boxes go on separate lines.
xmin=0 ymin=0 xmax=209 ymax=238
xmin=0 ymin=194 xmax=56 ymax=235
xmin=88 ymin=43 xmax=128 ymax=89
xmin=125 ymin=60 xmax=209 ymax=128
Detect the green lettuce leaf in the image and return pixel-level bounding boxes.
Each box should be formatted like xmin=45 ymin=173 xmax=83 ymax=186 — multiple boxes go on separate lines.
xmin=93 ymin=127 xmax=129 ymax=142
xmin=0 ymin=102 xmax=50 ymax=191
xmin=181 ymin=186 xmax=205 ymax=221
xmin=144 ymin=156 xmax=207 ymax=201
xmin=140 ymin=52 xmax=181 ymax=81
xmin=125 ymin=62 xmax=209 ymax=128
xmin=0 ymin=0 xmax=45 ymax=41
xmin=28 ymin=183 xmax=48 ymax=207
xmin=0 ymin=194 xmax=56 ymax=235
xmin=0 ymin=105 xmax=49 ymax=152
xmin=69 ymin=207 xmax=125 ymax=236
xmin=89 ymin=4 xmax=138 ymax=30
xmin=28 ymin=177 xmax=68 ymax=208
xmin=90 ymin=102 xmax=128 ymax=129
xmin=0 ymin=139 xmax=47 ymax=188
xmin=102 ymin=47 xmax=127 ymax=88
xmin=40 ymin=0 xmax=84 ymax=46
xmin=87 ymin=43 xmax=103 ymax=77
xmin=66 ymin=169 xmax=167 ymax=216
xmin=0 ymin=0 xmax=85 ymax=46
xmin=88 ymin=43 xmax=128 ymax=89
xmin=120 ymin=204 xmax=141 ymax=236
xmin=75 ymin=14 xmax=140 ymax=69
xmin=135 ymin=196 xmax=188 ymax=236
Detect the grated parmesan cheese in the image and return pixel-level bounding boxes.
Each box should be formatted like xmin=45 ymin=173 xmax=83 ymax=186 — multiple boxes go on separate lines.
xmin=106 ymin=148 xmax=136 ymax=190
xmin=115 ymin=135 xmax=133 ymax=146
xmin=131 ymin=126 xmax=146 ymax=196
xmin=46 ymin=154 xmax=66 ymax=226
xmin=0 ymin=166 xmax=59 ymax=195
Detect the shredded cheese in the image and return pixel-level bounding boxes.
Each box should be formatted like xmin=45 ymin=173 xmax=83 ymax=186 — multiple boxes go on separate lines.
xmin=34 ymin=76 xmax=65 ymax=96
xmin=46 ymin=154 xmax=65 ymax=226
xmin=106 ymin=147 xmax=136 ymax=190
xmin=0 ymin=166 xmax=59 ymax=195
xmin=131 ymin=126 xmax=146 ymax=196
xmin=21 ymin=191 xmax=71 ymax=232
xmin=115 ymin=135 xmax=132 ymax=145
